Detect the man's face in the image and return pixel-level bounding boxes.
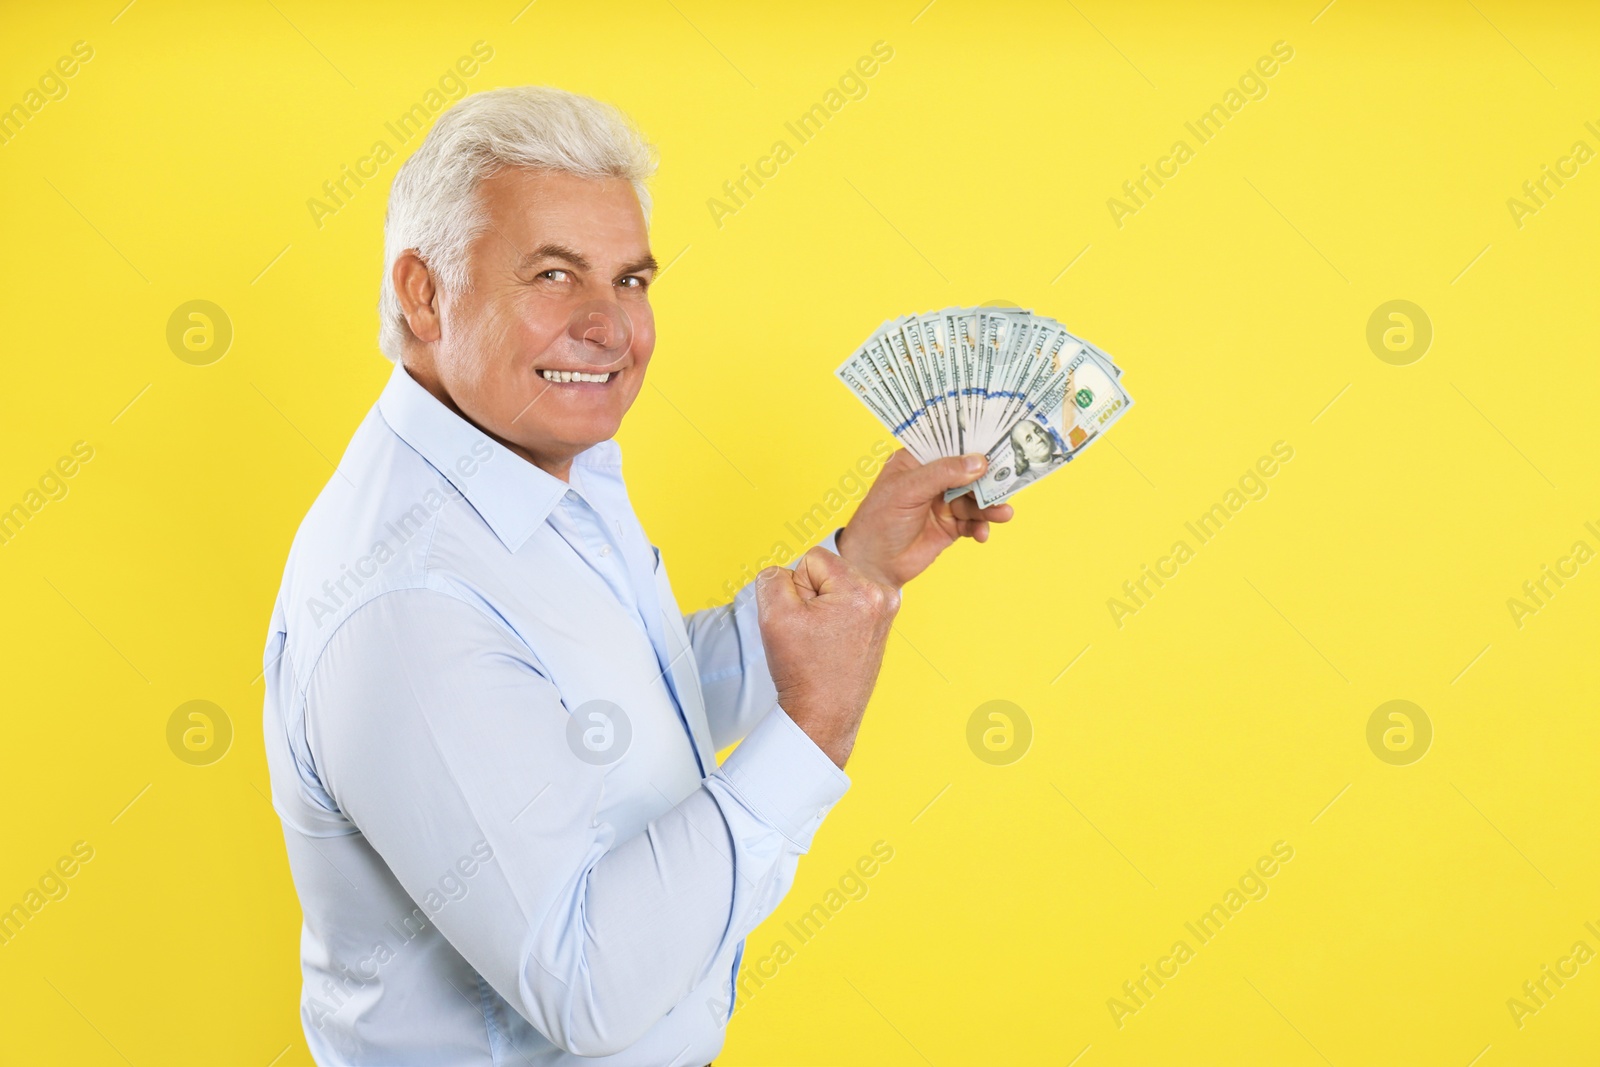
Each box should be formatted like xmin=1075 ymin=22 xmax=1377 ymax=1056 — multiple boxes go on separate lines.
xmin=422 ymin=167 xmax=657 ymax=472
xmin=1013 ymin=420 xmax=1055 ymax=465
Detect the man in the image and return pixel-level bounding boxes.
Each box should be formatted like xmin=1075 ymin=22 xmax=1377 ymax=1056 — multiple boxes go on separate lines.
xmin=262 ymin=85 xmax=1014 ymax=1065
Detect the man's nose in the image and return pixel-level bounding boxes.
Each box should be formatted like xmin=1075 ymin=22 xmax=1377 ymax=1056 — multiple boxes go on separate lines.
xmin=565 ymin=298 xmax=632 ymax=365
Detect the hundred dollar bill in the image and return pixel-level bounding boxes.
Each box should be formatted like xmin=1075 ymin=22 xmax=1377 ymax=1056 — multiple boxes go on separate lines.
xmin=837 ymin=306 xmax=1133 ymax=504
xmin=973 ymin=307 xmax=1029 ymax=451
xmin=941 ymin=309 xmax=1044 ymax=502
xmin=882 ymin=319 xmax=949 ymax=459
xmin=949 ymin=309 xmax=980 ymax=449
xmin=837 ymin=337 xmax=940 ymax=462
xmin=1027 ymin=312 xmax=1125 ymax=380
xmin=861 ymin=330 xmax=939 ymax=461
xmin=965 ymin=364 xmax=1074 ymax=507
xmin=990 ymin=322 xmax=1072 ymax=447
xmin=969 ymin=346 xmax=1134 ymax=506
xmin=915 ymin=311 xmax=963 ymax=453
xmin=903 ymin=315 xmax=957 ymax=456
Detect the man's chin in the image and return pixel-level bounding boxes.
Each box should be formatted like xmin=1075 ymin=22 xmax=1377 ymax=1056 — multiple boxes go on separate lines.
xmin=504 ymin=388 xmax=637 ymax=465
xmin=537 ymin=416 xmax=624 ymax=456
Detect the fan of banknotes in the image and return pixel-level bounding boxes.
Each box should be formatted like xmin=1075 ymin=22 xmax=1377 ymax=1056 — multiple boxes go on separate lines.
xmin=835 ymin=306 xmax=1134 ymax=506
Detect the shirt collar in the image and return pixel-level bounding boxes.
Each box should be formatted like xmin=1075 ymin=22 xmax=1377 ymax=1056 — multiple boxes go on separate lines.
xmin=376 ymin=361 xmax=621 ymax=554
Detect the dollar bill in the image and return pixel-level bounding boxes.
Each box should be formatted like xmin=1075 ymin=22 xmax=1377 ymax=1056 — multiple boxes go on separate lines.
xmin=969 ymin=346 xmax=1133 ymax=506
xmin=837 ymin=305 xmax=1135 ymax=505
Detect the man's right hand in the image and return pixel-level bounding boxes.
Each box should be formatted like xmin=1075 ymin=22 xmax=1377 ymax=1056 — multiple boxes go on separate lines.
xmin=754 ymin=547 xmax=899 ymax=769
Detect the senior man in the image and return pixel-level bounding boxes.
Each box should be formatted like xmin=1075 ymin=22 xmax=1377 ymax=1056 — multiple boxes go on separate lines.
xmin=263 ymin=86 xmax=1013 ymax=1066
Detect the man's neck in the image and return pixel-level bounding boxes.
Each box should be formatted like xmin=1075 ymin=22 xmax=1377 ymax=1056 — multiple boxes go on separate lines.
xmin=506 ymin=442 xmax=573 ymax=483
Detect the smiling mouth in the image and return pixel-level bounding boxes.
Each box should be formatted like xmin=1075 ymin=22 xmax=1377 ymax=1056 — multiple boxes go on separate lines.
xmin=539 ymin=369 xmax=617 ymax=383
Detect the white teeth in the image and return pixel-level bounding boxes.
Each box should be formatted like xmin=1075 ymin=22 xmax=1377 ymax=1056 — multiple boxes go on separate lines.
xmin=541 ymin=370 xmax=613 ymax=383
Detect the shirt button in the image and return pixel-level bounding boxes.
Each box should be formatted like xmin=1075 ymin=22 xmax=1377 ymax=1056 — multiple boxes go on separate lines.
xmin=599 ymin=545 xmax=612 ymax=557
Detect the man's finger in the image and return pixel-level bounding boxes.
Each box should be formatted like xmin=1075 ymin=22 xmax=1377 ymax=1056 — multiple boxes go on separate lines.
xmin=898 ymin=453 xmax=989 ymax=501
xmin=950 ymin=496 xmax=1016 ymax=523
xmin=755 ymin=565 xmax=804 ymax=618
xmin=793 ymin=545 xmax=862 ymax=600
xmin=956 ymin=518 xmax=990 ymax=541
xmin=796 ymin=547 xmax=899 ymax=615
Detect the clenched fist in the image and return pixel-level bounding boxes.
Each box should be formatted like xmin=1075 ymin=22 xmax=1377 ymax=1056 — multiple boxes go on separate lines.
xmin=755 ymin=547 xmax=900 ymax=768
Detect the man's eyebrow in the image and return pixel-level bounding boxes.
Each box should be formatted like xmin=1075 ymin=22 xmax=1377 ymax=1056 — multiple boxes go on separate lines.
xmin=517 ymin=243 xmax=592 ymax=271
xmin=515 ymin=244 xmax=658 ymax=278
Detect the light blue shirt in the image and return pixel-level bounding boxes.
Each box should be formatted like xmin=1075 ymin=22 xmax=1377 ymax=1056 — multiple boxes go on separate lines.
xmin=262 ymin=362 xmax=849 ymax=1065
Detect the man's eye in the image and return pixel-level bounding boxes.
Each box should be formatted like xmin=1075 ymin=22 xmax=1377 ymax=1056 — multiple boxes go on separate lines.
xmin=618 ymin=275 xmax=647 ymax=289
xmin=540 ymin=269 xmax=570 ymax=282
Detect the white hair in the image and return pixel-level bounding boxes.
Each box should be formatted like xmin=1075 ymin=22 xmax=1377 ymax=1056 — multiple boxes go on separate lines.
xmin=377 ymin=86 xmax=657 ymax=362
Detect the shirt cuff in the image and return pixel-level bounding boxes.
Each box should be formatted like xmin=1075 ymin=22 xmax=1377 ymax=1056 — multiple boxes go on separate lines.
xmin=786 ymin=527 xmax=842 ymax=570
xmin=716 ymin=703 xmax=850 ymax=850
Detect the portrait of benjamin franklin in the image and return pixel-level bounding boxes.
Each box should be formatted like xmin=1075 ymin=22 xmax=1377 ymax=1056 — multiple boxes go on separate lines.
xmin=1008 ymin=417 xmax=1068 ymax=485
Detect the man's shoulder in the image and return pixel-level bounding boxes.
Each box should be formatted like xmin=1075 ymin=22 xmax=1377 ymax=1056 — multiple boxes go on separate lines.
xmin=269 ymin=403 xmax=504 ymax=672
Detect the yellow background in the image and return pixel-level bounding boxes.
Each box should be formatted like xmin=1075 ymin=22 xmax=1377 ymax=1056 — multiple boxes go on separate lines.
xmin=2 ymin=1 xmax=1597 ymax=1063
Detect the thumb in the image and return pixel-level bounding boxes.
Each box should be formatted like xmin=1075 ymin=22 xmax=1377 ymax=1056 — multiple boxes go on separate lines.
xmin=793 ymin=545 xmax=857 ymax=599
xmin=755 ymin=565 xmax=803 ymax=623
xmin=795 ymin=546 xmax=898 ymax=614
xmin=900 ymin=453 xmax=988 ymax=500
xmin=879 ymin=448 xmax=919 ymax=475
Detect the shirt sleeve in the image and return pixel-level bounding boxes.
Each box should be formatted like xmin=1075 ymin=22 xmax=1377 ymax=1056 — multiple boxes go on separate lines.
xmin=684 ymin=528 xmax=842 ymax=751
xmin=304 ymin=585 xmax=850 ymax=1058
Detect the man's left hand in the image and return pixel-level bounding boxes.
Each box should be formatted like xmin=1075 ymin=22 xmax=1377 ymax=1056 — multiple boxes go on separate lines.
xmin=835 ymin=449 xmax=1016 ymax=590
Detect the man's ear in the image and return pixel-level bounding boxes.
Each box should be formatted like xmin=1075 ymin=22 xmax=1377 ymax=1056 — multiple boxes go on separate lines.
xmin=393 ymin=251 xmax=442 ymax=344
